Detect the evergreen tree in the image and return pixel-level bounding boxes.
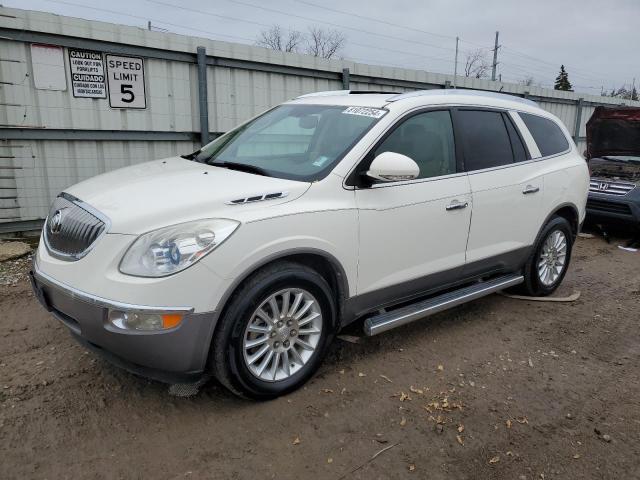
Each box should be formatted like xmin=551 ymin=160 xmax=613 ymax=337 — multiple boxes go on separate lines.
xmin=632 ymin=86 xmax=639 ymax=101
xmin=554 ymin=65 xmax=573 ymax=91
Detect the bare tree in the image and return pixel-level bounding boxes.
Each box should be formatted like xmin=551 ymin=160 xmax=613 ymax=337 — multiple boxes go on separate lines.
xmin=519 ymin=76 xmax=535 ymax=87
xmin=305 ymin=26 xmax=346 ymax=59
xmin=464 ymin=49 xmax=490 ymax=78
xmin=256 ymin=25 xmax=303 ymax=53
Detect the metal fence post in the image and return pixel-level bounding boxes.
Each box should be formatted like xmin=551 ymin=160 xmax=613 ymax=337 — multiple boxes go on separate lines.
xmin=342 ymin=68 xmax=350 ymax=90
xmin=573 ymin=97 xmax=584 ymax=143
xmin=197 ymin=46 xmax=209 ymax=146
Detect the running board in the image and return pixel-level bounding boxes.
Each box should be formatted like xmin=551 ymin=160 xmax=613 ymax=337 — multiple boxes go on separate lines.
xmin=363 ymin=274 xmax=524 ymax=336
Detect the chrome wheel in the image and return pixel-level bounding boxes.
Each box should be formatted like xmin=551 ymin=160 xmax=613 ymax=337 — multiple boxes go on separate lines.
xmin=242 ymin=288 xmax=323 ymax=382
xmin=537 ymin=230 xmax=567 ymax=286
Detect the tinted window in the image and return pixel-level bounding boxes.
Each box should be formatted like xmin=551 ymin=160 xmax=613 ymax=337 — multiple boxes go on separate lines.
xmin=457 ymin=110 xmax=514 ymax=171
xmin=504 ymin=114 xmax=528 ymax=162
xmin=374 ymin=110 xmax=456 ymax=179
xmin=520 ymin=112 xmax=570 ymax=157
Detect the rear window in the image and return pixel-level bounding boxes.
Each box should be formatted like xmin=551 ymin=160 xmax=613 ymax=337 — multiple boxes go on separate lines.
xmin=519 ymin=113 xmax=570 ymax=157
xmin=457 ymin=110 xmax=514 ymax=171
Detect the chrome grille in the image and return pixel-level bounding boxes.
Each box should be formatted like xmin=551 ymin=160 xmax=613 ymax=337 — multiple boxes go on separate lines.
xmin=589 ymin=178 xmax=636 ymax=196
xmin=43 ymin=194 xmax=108 ymax=260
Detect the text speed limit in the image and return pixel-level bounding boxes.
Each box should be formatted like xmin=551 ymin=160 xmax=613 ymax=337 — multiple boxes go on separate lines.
xmin=106 ymin=54 xmax=146 ymax=109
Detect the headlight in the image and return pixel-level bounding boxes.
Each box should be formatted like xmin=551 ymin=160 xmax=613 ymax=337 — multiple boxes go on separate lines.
xmin=119 ymin=219 xmax=239 ymax=277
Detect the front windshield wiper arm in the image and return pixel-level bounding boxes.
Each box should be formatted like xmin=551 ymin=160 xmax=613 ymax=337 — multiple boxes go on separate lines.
xmin=211 ymin=161 xmax=272 ymax=177
xmin=181 ymin=149 xmax=201 ymax=160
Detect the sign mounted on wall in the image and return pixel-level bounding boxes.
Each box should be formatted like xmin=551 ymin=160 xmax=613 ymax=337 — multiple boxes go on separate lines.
xmin=68 ymin=48 xmax=106 ymax=98
xmin=30 ymin=44 xmax=66 ymax=91
xmin=106 ymin=54 xmax=146 ymax=109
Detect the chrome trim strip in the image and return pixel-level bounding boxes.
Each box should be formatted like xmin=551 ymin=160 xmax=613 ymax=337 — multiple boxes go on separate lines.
xmin=43 ymin=192 xmax=112 ymax=261
xmin=33 ymin=264 xmax=195 ymax=314
xmin=364 ymin=274 xmax=523 ymax=336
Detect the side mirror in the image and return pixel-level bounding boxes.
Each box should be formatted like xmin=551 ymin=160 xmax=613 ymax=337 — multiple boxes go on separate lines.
xmin=366 ymin=151 xmax=420 ymax=182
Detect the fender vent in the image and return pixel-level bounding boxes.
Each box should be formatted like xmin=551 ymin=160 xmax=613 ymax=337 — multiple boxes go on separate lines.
xmin=225 ymin=191 xmax=289 ymax=205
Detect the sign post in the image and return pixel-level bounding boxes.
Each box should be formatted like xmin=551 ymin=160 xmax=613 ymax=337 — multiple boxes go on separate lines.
xmin=106 ymin=54 xmax=146 ymax=109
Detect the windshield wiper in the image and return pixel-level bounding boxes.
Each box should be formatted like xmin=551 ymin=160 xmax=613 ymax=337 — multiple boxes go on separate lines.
xmin=211 ymin=161 xmax=271 ymax=177
xmin=181 ymin=149 xmax=201 ymax=160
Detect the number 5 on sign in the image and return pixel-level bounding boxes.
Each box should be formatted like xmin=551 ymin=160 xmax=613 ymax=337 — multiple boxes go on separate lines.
xmin=106 ymin=54 xmax=146 ymax=109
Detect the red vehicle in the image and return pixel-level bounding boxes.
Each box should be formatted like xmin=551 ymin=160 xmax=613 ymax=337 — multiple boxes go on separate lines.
xmin=585 ymin=106 xmax=640 ymax=226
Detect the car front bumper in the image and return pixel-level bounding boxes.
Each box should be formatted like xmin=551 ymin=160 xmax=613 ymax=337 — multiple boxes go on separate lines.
xmin=30 ymin=264 xmax=218 ymax=383
xmin=586 ymin=191 xmax=640 ymax=225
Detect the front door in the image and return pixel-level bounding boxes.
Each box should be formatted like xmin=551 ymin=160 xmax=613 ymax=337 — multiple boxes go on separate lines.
xmin=354 ymin=109 xmax=472 ymax=311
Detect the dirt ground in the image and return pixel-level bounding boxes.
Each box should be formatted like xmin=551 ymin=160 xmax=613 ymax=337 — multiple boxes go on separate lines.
xmin=1 ymin=233 xmax=639 ymax=480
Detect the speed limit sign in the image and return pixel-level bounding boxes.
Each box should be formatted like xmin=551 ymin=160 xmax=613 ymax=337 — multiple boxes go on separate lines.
xmin=106 ymin=54 xmax=146 ymax=109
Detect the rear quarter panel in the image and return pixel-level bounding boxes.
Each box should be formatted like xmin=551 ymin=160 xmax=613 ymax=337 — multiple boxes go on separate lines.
xmin=542 ymin=153 xmax=589 ymax=227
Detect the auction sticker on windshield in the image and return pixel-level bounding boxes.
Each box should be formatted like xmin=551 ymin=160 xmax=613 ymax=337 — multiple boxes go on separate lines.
xmin=342 ymin=106 xmax=387 ymax=118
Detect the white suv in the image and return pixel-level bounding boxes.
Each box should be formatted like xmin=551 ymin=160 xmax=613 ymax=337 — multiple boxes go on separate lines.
xmin=31 ymin=90 xmax=589 ymax=398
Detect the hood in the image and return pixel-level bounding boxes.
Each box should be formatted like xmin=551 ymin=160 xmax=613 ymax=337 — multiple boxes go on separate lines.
xmin=586 ymin=106 xmax=640 ymax=159
xmin=65 ymin=157 xmax=311 ymax=234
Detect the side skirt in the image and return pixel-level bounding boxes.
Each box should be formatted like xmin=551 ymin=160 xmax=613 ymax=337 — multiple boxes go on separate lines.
xmin=341 ymin=246 xmax=531 ymax=327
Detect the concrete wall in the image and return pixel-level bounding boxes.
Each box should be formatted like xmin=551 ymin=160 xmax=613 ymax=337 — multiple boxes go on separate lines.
xmin=1 ymin=6 xmax=637 ymax=231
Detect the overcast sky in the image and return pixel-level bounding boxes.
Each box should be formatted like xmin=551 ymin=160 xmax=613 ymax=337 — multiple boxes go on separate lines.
xmin=6 ymin=0 xmax=638 ymax=95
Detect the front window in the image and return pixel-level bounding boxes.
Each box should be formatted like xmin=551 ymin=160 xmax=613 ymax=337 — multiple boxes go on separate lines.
xmin=191 ymin=104 xmax=386 ymax=181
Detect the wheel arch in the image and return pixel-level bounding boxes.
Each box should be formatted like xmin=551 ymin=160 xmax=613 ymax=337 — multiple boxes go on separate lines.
xmin=212 ymin=248 xmax=349 ymax=332
xmin=542 ymin=202 xmax=580 ymax=238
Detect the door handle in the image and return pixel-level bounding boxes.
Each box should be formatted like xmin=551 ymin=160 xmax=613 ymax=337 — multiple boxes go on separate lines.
xmin=522 ymin=185 xmax=540 ymax=195
xmin=445 ymin=201 xmax=469 ymax=211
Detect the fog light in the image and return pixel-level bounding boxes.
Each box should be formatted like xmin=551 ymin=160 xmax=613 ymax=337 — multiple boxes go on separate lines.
xmin=108 ymin=310 xmax=183 ymax=331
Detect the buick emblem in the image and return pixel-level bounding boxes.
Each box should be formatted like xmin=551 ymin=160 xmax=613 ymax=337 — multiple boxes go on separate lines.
xmin=597 ymin=182 xmax=609 ymax=191
xmin=50 ymin=209 xmax=65 ymax=234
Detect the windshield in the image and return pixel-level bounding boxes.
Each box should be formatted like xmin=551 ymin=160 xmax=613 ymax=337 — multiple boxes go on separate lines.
xmin=191 ymin=104 xmax=386 ymax=181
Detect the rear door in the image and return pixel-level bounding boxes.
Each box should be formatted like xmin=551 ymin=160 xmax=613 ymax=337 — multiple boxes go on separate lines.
xmin=454 ymin=108 xmax=545 ymax=275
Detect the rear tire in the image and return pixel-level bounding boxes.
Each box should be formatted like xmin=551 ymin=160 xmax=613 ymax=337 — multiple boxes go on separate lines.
xmin=210 ymin=261 xmax=336 ymax=399
xmin=517 ymin=215 xmax=574 ymax=296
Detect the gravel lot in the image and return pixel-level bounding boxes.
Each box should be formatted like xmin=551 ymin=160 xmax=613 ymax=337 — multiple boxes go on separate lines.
xmin=1 ymin=234 xmax=639 ymax=479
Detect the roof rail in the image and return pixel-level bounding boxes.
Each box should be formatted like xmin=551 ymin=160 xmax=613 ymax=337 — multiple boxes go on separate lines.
xmin=386 ymin=89 xmax=539 ymax=107
xmin=296 ymin=90 xmax=401 ymax=99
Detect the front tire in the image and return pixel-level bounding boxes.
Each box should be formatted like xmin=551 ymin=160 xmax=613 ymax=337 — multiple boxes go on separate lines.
xmin=518 ymin=215 xmax=574 ymax=296
xmin=210 ymin=261 xmax=336 ymax=399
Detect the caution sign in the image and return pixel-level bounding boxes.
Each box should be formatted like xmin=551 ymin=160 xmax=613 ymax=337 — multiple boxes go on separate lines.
xmin=69 ymin=48 xmax=106 ymax=98
xmin=106 ymin=54 xmax=146 ymax=109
